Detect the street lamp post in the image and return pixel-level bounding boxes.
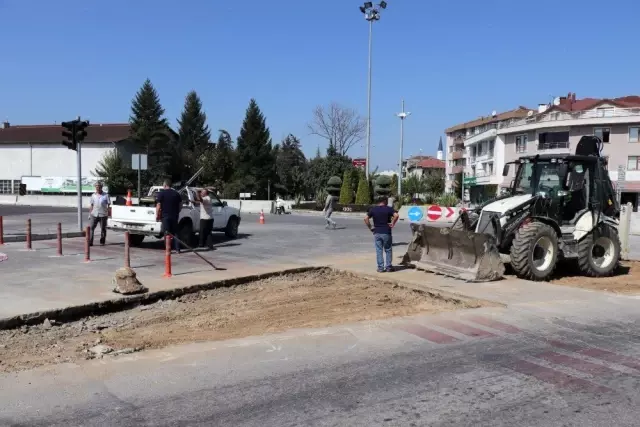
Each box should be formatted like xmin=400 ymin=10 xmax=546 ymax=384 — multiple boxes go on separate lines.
xmin=359 ymin=1 xmax=387 ymax=180
xmin=396 ymin=100 xmax=411 ymax=200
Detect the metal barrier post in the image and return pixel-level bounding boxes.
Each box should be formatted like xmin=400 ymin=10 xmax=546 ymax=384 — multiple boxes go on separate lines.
xmin=26 ymin=218 xmax=32 ymax=250
xmin=163 ymin=234 xmax=172 ymax=278
xmin=124 ymin=231 xmax=131 ymax=268
xmin=56 ymin=223 xmax=63 ymax=256
xmin=0 ymin=216 xmax=4 ymax=245
xmin=84 ymin=226 xmax=91 ymax=262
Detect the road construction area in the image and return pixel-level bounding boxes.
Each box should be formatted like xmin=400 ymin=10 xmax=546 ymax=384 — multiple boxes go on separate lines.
xmin=0 ymin=268 xmax=483 ymax=373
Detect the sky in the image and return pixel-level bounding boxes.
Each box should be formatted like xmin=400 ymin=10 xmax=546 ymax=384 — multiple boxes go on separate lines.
xmin=1 ymin=0 xmax=639 ymax=171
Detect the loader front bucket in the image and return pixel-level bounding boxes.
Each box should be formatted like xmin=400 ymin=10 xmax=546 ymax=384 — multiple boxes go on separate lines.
xmin=401 ymin=223 xmax=504 ymax=282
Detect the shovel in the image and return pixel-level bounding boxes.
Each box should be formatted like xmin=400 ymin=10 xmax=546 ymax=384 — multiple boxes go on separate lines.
xmin=168 ymin=233 xmax=226 ymax=271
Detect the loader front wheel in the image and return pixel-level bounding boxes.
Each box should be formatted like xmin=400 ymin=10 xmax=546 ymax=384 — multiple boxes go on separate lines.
xmin=510 ymin=221 xmax=559 ymax=281
xmin=577 ymin=224 xmax=620 ymax=277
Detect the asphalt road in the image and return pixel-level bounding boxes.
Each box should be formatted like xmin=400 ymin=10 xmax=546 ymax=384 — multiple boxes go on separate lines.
xmin=2 ymin=302 xmax=640 ymax=426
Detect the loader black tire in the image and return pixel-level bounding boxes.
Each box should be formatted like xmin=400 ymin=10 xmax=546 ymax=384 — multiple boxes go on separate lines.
xmin=577 ymin=224 xmax=620 ymax=277
xmin=510 ymin=221 xmax=559 ymax=281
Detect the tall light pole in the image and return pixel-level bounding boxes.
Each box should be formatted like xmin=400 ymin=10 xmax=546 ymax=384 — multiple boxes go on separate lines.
xmin=359 ymin=1 xmax=387 ymax=180
xmin=396 ymin=100 xmax=410 ymax=199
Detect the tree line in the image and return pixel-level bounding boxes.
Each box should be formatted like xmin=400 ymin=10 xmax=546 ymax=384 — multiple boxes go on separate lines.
xmin=95 ymin=78 xmax=446 ymax=203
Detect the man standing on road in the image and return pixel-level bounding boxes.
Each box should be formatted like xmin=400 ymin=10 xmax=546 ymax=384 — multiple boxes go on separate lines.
xmin=88 ymin=181 xmax=110 ymax=246
xmin=364 ymin=196 xmax=399 ymax=273
xmin=194 ymin=188 xmax=214 ymax=249
xmin=155 ymin=179 xmax=182 ymax=253
xmin=323 ymin=193 xmax=337 ymax=229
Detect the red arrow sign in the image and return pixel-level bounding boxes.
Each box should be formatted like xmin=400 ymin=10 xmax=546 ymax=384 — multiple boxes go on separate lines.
xmin=427 ymin=205 xmax=442 ymax=221
xmin=445 ymin=207 xmax=455 ymax=218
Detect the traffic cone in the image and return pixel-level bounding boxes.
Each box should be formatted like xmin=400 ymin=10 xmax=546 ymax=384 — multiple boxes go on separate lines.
xmin=125 ymin=189 xmax=133 ymax=206
xmin=259 ymin=210 xmax=265 ymax=224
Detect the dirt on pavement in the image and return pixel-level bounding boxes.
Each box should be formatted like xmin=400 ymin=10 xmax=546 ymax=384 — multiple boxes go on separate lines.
xmin=549 ymin=261 xmax=640 ymax=294
xmin=0 ymin=269 xmax=479 ymax=373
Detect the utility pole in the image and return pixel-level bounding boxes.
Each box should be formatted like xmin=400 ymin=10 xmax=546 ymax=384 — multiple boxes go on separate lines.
xmin=359 ymin=1 xmax=388 ymax=179
xmin=61 ymin=118 xmax=89 ymax=231
xmin=396 ymin=100 xmax=411 ymax=200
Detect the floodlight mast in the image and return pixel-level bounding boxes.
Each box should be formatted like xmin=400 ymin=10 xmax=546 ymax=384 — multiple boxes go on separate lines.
xmin=359 ymin=1 xmax=388 ymax=179
xmin=396 ymin=100 xmax=411 ymax=199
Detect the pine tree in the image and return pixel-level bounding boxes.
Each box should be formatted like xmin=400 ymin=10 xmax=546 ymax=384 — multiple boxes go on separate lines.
xmin=390 ymin=174 xmax=398 ymax=197
xmin=234 ymin=99 xmax=275 ymax=199
xmin=275 ymin=134 xmax=307 ymax=197
xmin=177 ymin=90 xmax=211 ymax=181
xmin=201 ymin=129 xmax=235 ymax=190
xmin=339 ymin=169 xmax=353 ymax=204
xmin=129 ymin=79 xmax=170 ymax=186
xmin=355 ymin=172 xmax=371 ymax=205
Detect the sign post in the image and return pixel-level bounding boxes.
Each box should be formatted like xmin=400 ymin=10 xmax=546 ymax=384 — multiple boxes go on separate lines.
xmin=132 ymin=154 xmax=148 ymax=199
xmin=616 ymin=165 xmax=625 ymax=205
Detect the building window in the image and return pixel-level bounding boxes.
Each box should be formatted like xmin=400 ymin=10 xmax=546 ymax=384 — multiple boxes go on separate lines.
xmin=596 ymin=107 xmax=614 ymax=117
xmin=594 ymin=127 xmax=610 ymax=143
xmin=516 ymin=134 xmax=527 ymax=153
xmin=488 ymin=162 xmax=494 ymax=175
xmin=0 ymin=180 xmax=12 ymax=194
xmin=630 ymin=127 xmax=639 ymax=143
xmin=627 ymin=156 xmax=640 ymax=170
xmin=538 ymin=131 xmax=570 ymax=150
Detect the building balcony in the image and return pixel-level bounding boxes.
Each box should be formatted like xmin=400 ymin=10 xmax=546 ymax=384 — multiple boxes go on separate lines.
xmin=537 ymin=142 xmax=570 ymax=151
xmin=451 ymin=151 xmax=464 ymax=160
xmin=452 ymin=165 xmax=464 ymax=174
xmin=498 ymin=107 xmax=640 ymax=133
xmin=464 ymin=127 xmax=497 ymax=146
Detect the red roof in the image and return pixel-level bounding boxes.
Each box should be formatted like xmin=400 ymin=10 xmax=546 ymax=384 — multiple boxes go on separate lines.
xmin=416 ymin=158 xmax=445 ymax=169
xmin=545 ymin=93 xmax=640 ymax=113
xmin=0 ymin=122 xmax=131 ymax=144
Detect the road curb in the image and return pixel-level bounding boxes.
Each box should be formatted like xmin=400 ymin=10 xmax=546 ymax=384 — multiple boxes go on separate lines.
xmin=3 ymin=231 xmax=85 ymax=243
xmin=291 ymin=210 xmax=365 ymax=218
xmin=0 ymin=266 xmax=325 ymax=330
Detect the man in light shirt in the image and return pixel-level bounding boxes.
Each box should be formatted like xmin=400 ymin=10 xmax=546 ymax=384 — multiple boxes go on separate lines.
xmin=88 ymin=181 xmax=110 ymax=246
xmin=195 ymin=188 xmax=214 ymax=249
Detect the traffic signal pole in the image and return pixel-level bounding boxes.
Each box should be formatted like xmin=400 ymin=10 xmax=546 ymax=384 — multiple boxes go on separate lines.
xmin=76 ymin=120 xmax=83 ymax=231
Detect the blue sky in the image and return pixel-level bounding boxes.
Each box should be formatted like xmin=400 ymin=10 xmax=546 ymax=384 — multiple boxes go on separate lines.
xmin=1 ymin=0 xmax=639 ymax=170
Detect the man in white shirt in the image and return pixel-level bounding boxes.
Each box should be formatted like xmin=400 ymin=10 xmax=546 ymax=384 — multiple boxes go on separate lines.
xmin=88 ymin=181 xmax=110 ymax=246
xmin=195 ymin=189 xmax=214 ymax=249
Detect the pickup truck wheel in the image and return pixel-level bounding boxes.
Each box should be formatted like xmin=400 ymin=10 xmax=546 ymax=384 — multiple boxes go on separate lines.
xmin=177 ymin=221 xmax=194 ymax=249
xmin=225 ymin=217 xmax=239 ymax=239
xmin=128 ymin=234 xmax=145 ymax=247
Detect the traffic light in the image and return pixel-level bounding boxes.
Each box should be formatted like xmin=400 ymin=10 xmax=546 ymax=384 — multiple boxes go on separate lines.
xmin=60 ymin=119 xmax=89 ymax=151
xmin=75 ymin=120 xmax=89 ymax=143
xmin=61 ymin=120 xmax=77 ymax=151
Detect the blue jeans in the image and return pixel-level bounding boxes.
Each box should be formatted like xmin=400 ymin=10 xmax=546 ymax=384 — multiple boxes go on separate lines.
xmin=374 ymin=233 xmax=392 ymax=271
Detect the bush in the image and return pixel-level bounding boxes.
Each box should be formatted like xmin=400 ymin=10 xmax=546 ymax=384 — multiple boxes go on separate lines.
xmin=435 ymin=193 xmax=460 ymax=207
xmin=315 ymin=188 xmax=328 ymax=209
xmin=374 ymin=175 xmax=392 ymax=199
xmin=326 ymin=176 xmax=342 ymax=196
xmin=355 ymin=173 xmax=371 ymax=205
xmin=390 ymin=174 xmax=398 ymax=197
xmin=339 ymin=170 xmax=353 ymax=204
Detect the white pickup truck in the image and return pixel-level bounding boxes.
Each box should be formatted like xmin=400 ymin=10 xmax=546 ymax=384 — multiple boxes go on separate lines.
xmin=107 ymin=186 xmax=241 ymax=247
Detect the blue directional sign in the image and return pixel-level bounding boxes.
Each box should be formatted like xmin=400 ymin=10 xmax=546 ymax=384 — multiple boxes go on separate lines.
xmin=407 ymin=206 xmax=423 ymax=222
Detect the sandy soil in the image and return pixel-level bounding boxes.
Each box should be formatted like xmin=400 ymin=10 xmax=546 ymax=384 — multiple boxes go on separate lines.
xmin=0 ymin=269 xmax=477 ymax=373
xmin=548 ymin=261 xmax=640 ymax=294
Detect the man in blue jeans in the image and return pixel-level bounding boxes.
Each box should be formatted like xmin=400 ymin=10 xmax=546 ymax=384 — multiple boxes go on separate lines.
xmin=364 ymin=196 xmax=399 ymax=272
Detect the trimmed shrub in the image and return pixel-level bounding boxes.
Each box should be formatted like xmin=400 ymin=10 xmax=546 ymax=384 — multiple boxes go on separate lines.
xmin=355 ymin=173 xmax=371 ymax=205
xmin=374 ymin=175 xmax=392 ymax=199
xmin=339 ymin=170 xmax=353 ymax=204
xmin=326 ymin=176 xmax=342 ymax=196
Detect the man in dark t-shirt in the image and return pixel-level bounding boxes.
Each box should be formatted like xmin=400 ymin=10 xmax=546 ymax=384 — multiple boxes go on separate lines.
xmin=364 ymin=196 xmax=399 ymax=273
xmin=155 ymin=179 xmax=183 ymax=253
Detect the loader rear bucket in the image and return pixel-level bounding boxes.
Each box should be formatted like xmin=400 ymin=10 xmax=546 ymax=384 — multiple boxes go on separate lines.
xmin=401 ymin=223 xmax=504 ymax=282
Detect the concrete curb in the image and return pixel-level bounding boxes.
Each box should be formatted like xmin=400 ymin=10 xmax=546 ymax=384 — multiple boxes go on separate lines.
xmin=2 ymin=231 xmax=85 ymax=243
xmin=291 ymin=210 xmax=365 ymax=218
xmin=0 ymin=266 xmax=325 ymax=330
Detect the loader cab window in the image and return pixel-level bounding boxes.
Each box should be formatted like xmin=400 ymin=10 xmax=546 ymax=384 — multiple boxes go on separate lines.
xmin=514 ymin=161 xmax=563 ymax=197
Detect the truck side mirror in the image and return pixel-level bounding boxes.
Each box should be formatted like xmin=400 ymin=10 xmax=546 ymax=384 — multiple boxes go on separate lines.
xmin=502 ymin=164 xmax=510 ymax=176
xmin=222 ymin=201 xmax=228 ymax=207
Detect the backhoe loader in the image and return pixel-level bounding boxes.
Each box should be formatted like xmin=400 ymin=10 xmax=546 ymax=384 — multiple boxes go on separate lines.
xmin=402 ymin=135 xmax=621 ymax=281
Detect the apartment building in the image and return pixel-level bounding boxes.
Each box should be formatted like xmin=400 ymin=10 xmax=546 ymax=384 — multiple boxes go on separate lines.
xmin=445 ymin=93 xmax=640 ymax=209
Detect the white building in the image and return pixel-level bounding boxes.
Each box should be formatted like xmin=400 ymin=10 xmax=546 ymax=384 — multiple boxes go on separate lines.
xmin=0 ymin=121 xmax=133 ymax=194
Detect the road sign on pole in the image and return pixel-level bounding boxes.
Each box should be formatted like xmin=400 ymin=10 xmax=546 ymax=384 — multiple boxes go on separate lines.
xmin=132 ymin=154 xmax=148 ymax=199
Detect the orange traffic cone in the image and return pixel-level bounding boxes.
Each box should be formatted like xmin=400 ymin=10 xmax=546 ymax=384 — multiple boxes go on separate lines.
xmin=259 ymin=210 xmax=265 ymax=224
xmin=125 ymin=189 xmax=133 ymax=206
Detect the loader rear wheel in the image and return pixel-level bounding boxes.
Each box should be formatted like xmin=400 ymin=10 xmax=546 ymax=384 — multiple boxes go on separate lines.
xmin=577 ymin=224 xmax=620 ymax=277
xmin=510 ymin=221 xmax=559 ymax=281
